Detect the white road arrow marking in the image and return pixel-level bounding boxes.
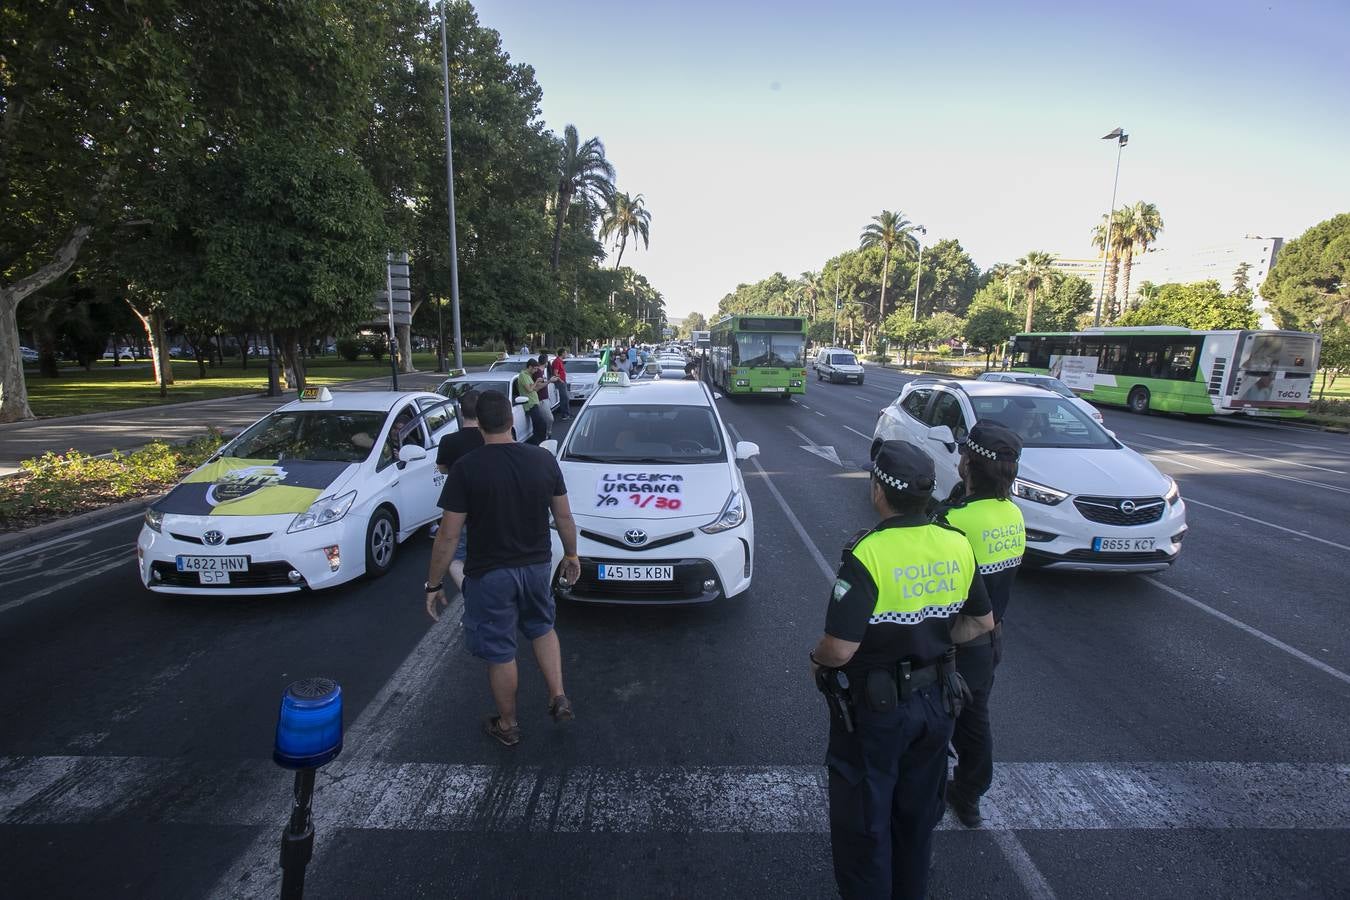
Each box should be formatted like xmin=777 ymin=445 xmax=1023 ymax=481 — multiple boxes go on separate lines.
xmin=786 ymin=424 xmax=842 ymax=467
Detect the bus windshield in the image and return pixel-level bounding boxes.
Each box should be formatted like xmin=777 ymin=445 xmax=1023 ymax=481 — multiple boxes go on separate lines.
xmin=735 ymin=332 xmax=805 ymax=367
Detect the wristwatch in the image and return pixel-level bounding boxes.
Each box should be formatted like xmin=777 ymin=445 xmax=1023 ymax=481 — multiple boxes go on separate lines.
xmin=424 ymin=581 xmax=443 ymax=593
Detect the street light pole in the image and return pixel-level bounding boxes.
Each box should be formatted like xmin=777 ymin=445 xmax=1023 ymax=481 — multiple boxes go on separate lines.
xmin=1095 ymin=128 xmax=1128 ymax=326
xmin=911 ymin=225 xmax=928 ymax=321
xmin=439 ymin=0 xmax=463 ymax=370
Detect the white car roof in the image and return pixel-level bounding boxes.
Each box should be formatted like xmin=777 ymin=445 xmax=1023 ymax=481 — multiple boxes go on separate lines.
xmin=587 ymin=378 xmax=712 ymax=408
xmin=440 ymin=369 xmax=521 ymax=385
xmin=920 ymin=379 xmax=1048 ymax=399
xmin=276 ymin=390 xmax=442 ymax=414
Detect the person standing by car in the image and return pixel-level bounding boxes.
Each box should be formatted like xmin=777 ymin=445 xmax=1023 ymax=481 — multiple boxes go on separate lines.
xmin=425 ymin=391 xmax=582 ymax=747
xmin=936 ymin=422 xmax=1024 ymax=829
xmin=810 ymin=441 xmax=993 ymax=900
xmin=534 ymin=356 xmax=555 ymax=434
xmin=435 ymin=390 xmax=486 ymax=591
xmin=550 ymin=348 xmax=571 ymax=419
xmin=516 ymin=358 xmax=549 ymax=445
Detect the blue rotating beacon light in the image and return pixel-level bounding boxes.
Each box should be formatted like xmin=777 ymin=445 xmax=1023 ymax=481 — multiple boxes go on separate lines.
xmin=273 ymin=677 xmax=343 ymax=899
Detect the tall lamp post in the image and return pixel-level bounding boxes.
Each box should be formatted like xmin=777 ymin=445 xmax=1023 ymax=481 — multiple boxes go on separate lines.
xmin=910 ymin=225 xmax=928 ymax=320
xmin=439 ymin=0 xmax=463 ymax=370
xmin=1095 ymin=128 xmax=1128 ymax=326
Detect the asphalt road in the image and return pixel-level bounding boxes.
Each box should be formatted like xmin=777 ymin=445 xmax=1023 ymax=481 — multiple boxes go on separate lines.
xmin=2 ymin=364 xmax=1348 ymax=898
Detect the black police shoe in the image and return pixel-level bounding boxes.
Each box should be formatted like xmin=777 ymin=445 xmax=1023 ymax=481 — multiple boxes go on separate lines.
xmin=946 ymin=785 xmax=983 ymax=828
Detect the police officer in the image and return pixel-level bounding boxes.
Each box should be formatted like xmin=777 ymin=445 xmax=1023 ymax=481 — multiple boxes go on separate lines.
xmin=811 ymin=441 xmax=995 ymax=900
xmin=937 ymin=423 xmax=1024 ymax=828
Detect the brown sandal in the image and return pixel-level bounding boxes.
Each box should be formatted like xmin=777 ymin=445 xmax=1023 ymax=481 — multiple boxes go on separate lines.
xmin=484 ymin=716 xmax=521 ymax=747
xmin=549 ymin=694 xmax=574 ymax=723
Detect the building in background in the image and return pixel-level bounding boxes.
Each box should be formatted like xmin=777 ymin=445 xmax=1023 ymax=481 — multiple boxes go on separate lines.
xmin=1049 ymin=236 xmax=1283 ymax=328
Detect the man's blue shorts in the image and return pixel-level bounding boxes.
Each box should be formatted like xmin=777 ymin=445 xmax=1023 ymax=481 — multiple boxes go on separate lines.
xmin=461 ymin=563 xmax=556 ymax=663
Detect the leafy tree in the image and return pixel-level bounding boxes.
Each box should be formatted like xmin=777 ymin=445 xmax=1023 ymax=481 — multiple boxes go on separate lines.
xmin=1232 ymin=261 xmax=1251 ymax=294
xmin=962 ymin=301 xmax=1019 ymax=368
xmin=859 ymin=210 xmax=919 ymax=324
xmin=550 ymin=125 xmax=614 ymax=272
xmin=1316 ymin=321 xmax=1350 ymax=399
xmin=1262 ymin=213 xmax=1350 ymax=331
xmin=1032 ymin=275 xmax=1094 ymax=332
xmin=1116 ymin=281 xmax=1257 ymax=330
xmin=600 ymin=192 xmax=651 ymax=269
xmin=1117 ymin=201 xmax=1164 ymax=310
xmin=681 ymin=311 xmax=708 ymax=337
xmin=1016 ymin=251 xmax=1056 ymax=333
xmin=911 ymin=239 xmax=980 ymax=318
xmin=927 ymin=311 xmax=964 ymax=346
xmin=882 ymin=313 xmax=932 ymax=365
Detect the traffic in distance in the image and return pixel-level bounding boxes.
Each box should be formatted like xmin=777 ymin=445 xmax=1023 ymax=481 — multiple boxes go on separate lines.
xmin=130 ymin=323 xmax=1258 ymax=600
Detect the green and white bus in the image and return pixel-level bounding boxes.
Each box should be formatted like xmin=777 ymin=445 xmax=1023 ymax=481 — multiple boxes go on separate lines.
xmin=1009 ymin=326 xmax=1321 ymax=417
xmin=709 ymin=315 xmax=808 ymax=398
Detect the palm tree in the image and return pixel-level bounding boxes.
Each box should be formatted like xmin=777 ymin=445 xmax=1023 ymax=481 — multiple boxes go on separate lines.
xmin=599 ymin=192 xmax=651 ymax=269
xmin=551 ymin=124 xmax=616 ymax=272
xmin=859 ymin=210 xmax=920 ymax=322
xmin=989 ymin=263 xmax=1017 ymax=307
xmin=1016 ymin=251 xmax=1057 ymax=333
xmin=1117 ymin=201 xmax=1163 ymax=310
xmin=799 ymin=270 xmax=823 ymax=320
xmin=1091 ymin=210 xmax=1133 ymax=319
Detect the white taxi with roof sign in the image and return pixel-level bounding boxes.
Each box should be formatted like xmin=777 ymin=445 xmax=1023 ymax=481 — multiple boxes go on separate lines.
xmin=543 ymin=371 xmax=760 ymax=604
xmin=136 ymin=387 xmax=460 ymax=595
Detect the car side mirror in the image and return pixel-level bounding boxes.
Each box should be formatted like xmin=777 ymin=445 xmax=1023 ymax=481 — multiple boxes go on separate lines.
xmin=540 ymin=439 xmax=559 ymax=455
xmin=397 ymin=444 xmax=428 ymax=465
xmin=735 ymin=440 xmax=760 ymax=460
xmin=928 ymin=425 xmax=957 ymax=453
xmin=512 ymin=396 xmax=529 ymax=406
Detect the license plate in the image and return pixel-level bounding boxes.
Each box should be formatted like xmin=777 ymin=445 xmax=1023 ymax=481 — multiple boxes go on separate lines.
xmin=176 ymin=555 xmax=249 ymax=573
xmin=597 ymin=564 xmax=674 ymax=581
xmin=760 ymin=387 xmax=784 ymax=393
xmin=1092 ymin=537 xmax=1156 ymax=553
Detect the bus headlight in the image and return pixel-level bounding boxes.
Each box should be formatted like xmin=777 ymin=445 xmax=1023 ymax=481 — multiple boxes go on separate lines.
xmin=790 ymin=380 xmax=803 ymax=387
xmin=1012 ymin=478 xmax=1068 ymax=506
xmin=701 ymin=490 xmax=746 ymax=533
xmin=736 ymin=379 xmax=750 ymax=387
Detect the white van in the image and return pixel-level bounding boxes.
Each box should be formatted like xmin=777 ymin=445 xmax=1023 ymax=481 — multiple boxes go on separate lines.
xmin=816 ymin=348 xmax=864 ymax=384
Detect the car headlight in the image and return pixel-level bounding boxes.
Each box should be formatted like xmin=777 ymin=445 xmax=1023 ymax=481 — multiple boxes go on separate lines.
xmin=288 ymin=490 xmax=357 ymax=533
xmin=1011 ymin=478 xmax=1068 ymax=506
xmin=1164 ymin=476 xmax=1181 ymax=505
xmin=144 ymin=508 xmax=164 ymax=533
xmin=701 ymin=490 xmax=746 ymax=534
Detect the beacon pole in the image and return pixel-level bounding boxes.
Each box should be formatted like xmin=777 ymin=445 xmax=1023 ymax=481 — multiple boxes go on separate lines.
xmin=272 ymin=678 xmax=344 ymax=900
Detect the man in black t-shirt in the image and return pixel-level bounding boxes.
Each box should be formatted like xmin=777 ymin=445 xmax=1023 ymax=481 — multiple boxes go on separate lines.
xmin=425 ymin=391 xmax=582 ymax=748
xmin=435 ymin=390 xmax=486 ymax=591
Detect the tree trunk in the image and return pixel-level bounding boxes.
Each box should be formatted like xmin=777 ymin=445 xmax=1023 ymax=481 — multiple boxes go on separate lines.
xmin=614 ymin=233 xmax=627 ymax=269
xmin=1105 ymin=252 xmax=1121 ymax=320
xmin=550 ymin=187 xmax=573 ymax=272
xmin=127 ymin=301 xmax=174 ymax=395
xmin=1120 ymin=247 xmax=1135 ymax=311
xmin=396 ymin=323 xmax=414 ymax=373
xmin=278 ymin=331 xmax=306 ymax=391
xmin=880 ymin=248 xmax=890 ymax=323
xmin=1024 ymin=288 xmax=1036 ymax=333
xmin=236 ymin=331 xmax=250 ymax=369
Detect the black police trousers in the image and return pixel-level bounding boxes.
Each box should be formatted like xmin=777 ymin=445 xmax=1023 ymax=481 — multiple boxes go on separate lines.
xmin=827 ymin=681 xmax=954 ymax=900
xmin=951 ymin=636 xmax=999 ymax=799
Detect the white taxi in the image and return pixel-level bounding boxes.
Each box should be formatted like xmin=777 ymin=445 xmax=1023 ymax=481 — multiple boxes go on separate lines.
xmin=137 ymin=388 xmax=458 ymax=595
xmin=543 ymin=371 xmax=759 ymax=604
xmin=435 ymin=368 xmax=559 ymax=442
xmin=872 ymin=377 xmax=1187 ymax=573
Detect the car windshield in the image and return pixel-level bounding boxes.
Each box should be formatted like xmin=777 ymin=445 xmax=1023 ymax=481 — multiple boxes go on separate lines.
xmin=1014 ymin=375 xmax=1075 ymax=399
xmin=969 ymin=395 xmax=1115 ymax=449
xmin=441 ymin=379 xmax=511 ymax=401
xmin=566 ymin=359 xmax=599 ymax=374
xmin=831 ymin=353 xmax=857 ymax=366
xmin=735 ymin=332 xmax=805 ymax=368
xmin=565 ymin=403 xmax=726 ymax=463
xmin=224 ymin=410 xmax=388 ymax=462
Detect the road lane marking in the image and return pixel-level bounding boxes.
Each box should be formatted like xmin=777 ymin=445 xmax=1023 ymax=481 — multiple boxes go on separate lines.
xmin=1140 ymin=432 xmax=1348 ymax=474
xmin=1140 ymin=449 xmax=1202 ymax=470
xmin=1130 ymin=443 xmax=1350 ymax=495
xmin=727 ymin=424 xmax=834 ymax=582
xmin=1142 ymin=577 xmax=1350 ymax=687
xmin=0 ymin=556 xmax=132 ymax=615
xmin=815 ymin=411 xmax=826 ymax=417
xmin=729 ymin=422 xmax=1051 ymax=897
xmin=1178 ymin=496 xmax=1350 ymax=553
xmin=208 ymin=597 xmax=467 ymax=899
xmin=786 ymin=425 xmax=843 ymax=467
xmin=5 ymin=757 xmax=1348 ymax=833
xmin=843 ymin=425 xmax=873 ymax=442
xmin=0 ymin=511 xmax=145 ymax=566
xmin=1232 ymin=432 xmax=1350 ymax=456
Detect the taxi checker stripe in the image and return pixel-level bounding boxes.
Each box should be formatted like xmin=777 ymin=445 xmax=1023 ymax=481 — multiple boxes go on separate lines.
xmin=978 ymin=558 xmax=1022 ymax=575
xmin=869 ymin=601 xmax=966 ymax=625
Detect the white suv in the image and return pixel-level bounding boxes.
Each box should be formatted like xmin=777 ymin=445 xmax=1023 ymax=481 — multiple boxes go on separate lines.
xmin=871 ymin=377 xmax=1186 ymax=573
xmin=816 ymin=349 xmax=865 ymax=384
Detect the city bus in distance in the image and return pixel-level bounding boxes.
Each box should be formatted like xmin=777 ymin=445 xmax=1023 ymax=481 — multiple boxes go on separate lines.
xmin=691 ymin=330 xmax=711 ymax=353
xmin=1009 ymin=326 xmax=1321 ymax=417
xmin=709 ymin=315 xmax=808 ymax=398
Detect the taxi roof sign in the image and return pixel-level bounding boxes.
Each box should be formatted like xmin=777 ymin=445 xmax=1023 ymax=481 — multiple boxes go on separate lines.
xmin=598 ymin=370 xmax=630 ymax=387
xmin=299 ymin=386 xmax=333 ymax=402
xmin=446 ymin=368 xmax=467 ymax=378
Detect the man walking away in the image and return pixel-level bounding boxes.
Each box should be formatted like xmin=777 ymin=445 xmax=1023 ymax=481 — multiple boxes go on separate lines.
xmin=551 ymin=348 xmax=571 ymax=419
xmin=434 ymin=389 xmax=485 ymax=590
xmin=516 ymin=357 xmax=549 ymax=445
xmin=425 ymin=391 xmax=582 ymax=747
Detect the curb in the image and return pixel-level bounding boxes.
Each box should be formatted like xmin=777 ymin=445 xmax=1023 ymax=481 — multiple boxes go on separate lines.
xmin=0 ymin=495 xmax=161 ymax=556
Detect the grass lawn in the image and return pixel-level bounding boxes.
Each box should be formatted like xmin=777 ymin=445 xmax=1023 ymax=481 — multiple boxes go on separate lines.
xmin=22 ymin=351 xmax=500 ymax=418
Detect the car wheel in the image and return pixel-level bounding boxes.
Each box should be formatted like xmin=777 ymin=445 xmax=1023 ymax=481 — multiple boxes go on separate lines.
xmin=365 ymin=507 xmax=397 ymax=578
xmin=816 ymin=369 xmax=822 ymax=381
xmin=1128 ymin=386 xmax=1151 ymax=414
xmin=857 ymin=377 xmax=864 ymax=385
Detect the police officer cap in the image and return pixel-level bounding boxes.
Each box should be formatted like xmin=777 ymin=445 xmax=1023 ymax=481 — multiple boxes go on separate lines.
xmin=872 ymin=440 xmax=936 ymax=495
xmin=959 ymin=422 xmax=1022 ymax=462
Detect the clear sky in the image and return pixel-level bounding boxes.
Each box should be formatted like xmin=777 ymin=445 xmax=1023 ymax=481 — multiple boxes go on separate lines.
xmin=474 ymin=0 xmax=1350 ymax=318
